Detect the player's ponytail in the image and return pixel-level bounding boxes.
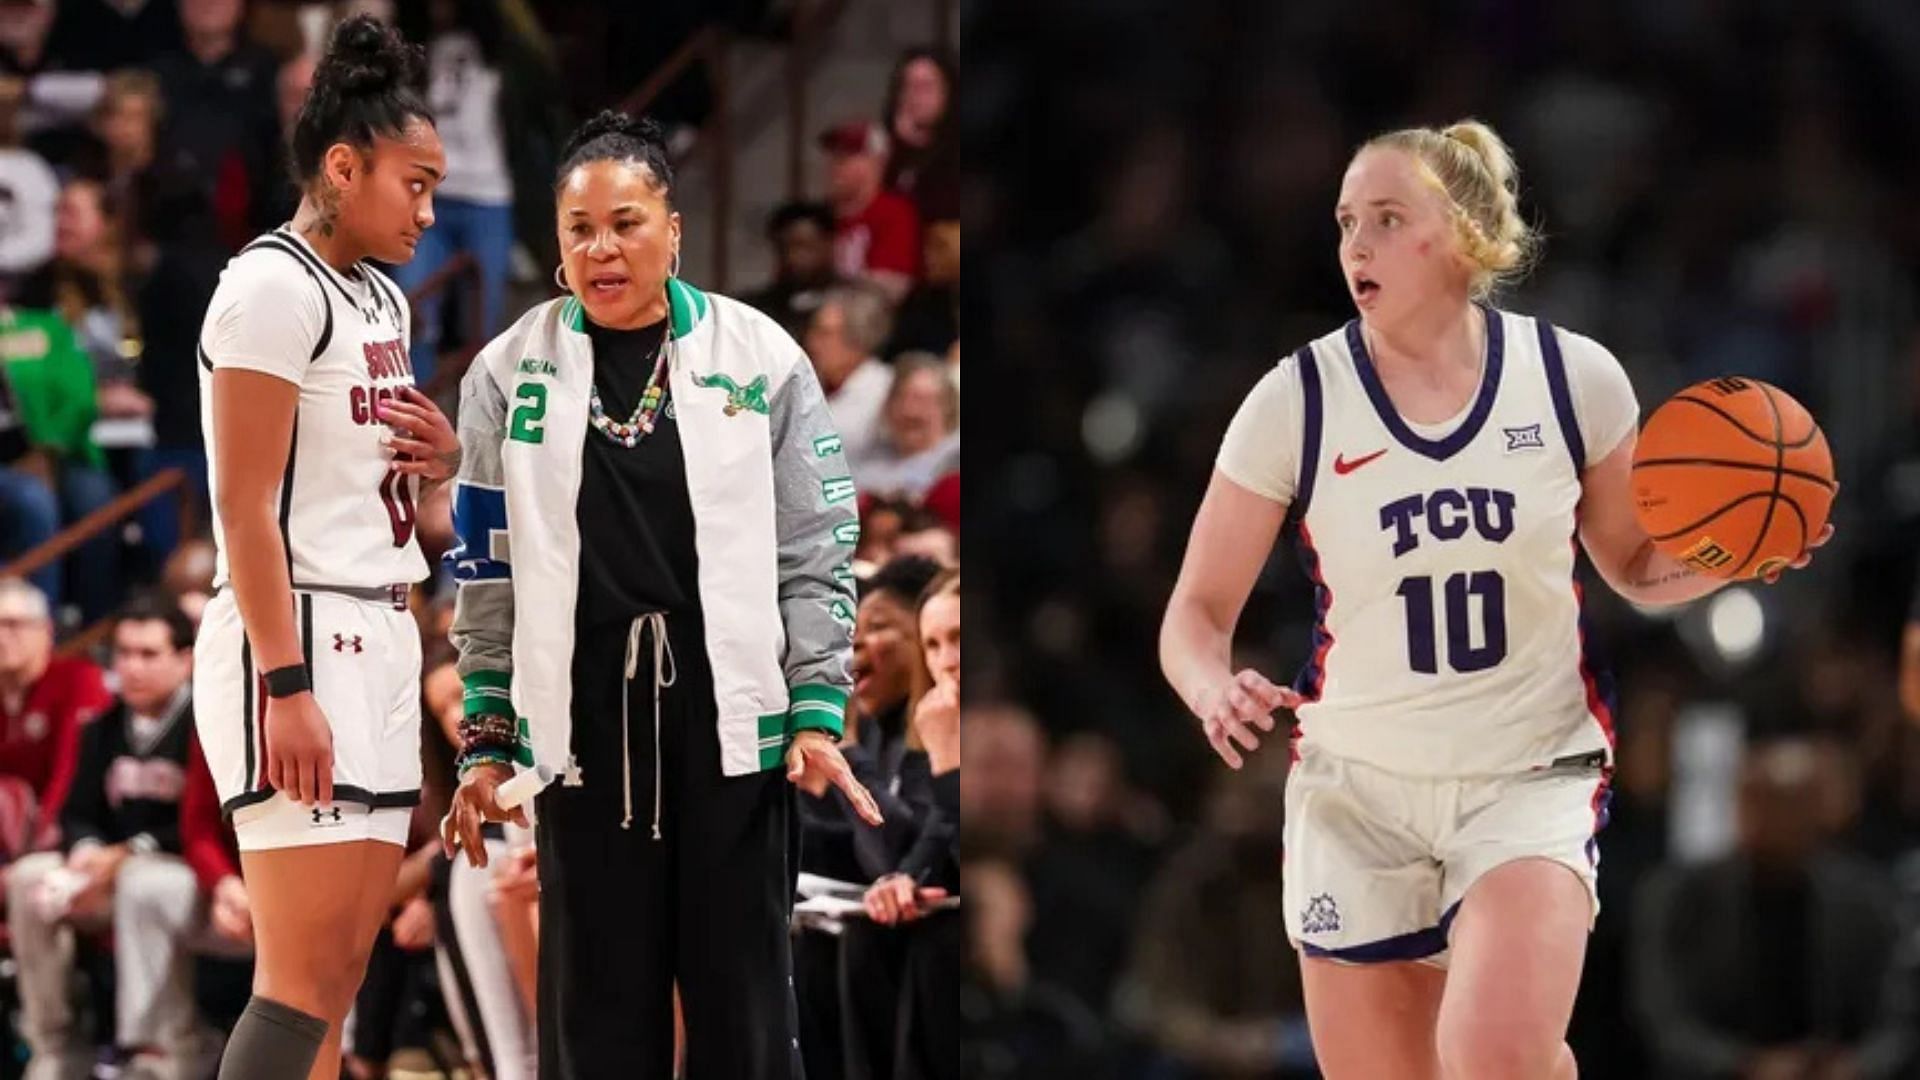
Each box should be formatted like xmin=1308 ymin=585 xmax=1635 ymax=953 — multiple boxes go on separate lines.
xmin=1366 ymin=119 xmax=1540 ymax=300
xmin=554 ymin=110 xmax=676 ymax=206
xmin=289 ymin=14 xmax=432 ymax=185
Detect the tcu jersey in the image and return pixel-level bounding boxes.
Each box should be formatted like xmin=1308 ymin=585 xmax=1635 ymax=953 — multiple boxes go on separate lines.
xmin=1280 ymin=307 xmax=1615 ymax=777
xmin=197 ymin=227 xmax=429 ymax=590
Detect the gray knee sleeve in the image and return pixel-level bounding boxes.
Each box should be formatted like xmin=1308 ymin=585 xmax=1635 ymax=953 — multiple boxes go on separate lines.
xmin=217 ymin=996 xmax=329 ymax=1080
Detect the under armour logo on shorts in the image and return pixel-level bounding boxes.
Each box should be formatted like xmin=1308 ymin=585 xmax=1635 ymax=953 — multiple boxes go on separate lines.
xmin=333 ymin=634 xmax=364 ymax=654
xmin=1301 ymin=893 xmax=1341 ymax=934
xmin=311 ymin=806 xmax=344 ymax=825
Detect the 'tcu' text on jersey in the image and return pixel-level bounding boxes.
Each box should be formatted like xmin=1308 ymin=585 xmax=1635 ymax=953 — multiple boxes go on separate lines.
xmin=1380 ymin=488 xmax=1517 ymax=557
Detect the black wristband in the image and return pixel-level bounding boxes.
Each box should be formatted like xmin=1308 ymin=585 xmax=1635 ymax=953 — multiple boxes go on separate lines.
xmin=262 ymin=664 xmax=311 ymax=699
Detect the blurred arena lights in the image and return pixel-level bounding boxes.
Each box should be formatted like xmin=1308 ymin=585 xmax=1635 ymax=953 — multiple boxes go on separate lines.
xmin=1705 ymin=586 xmax=1767 ymax=665
xmin=1082 ymin=391 xmax=1145 ymax=464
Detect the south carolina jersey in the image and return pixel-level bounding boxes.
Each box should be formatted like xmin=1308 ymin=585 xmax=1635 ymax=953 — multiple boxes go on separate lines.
xmin=1219 ymin=307 xmax=1638 ymax=777
xmin=197 ymin=227 xmax=429 ymax=591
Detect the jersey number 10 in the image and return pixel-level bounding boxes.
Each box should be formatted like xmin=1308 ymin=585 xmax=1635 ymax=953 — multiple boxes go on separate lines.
xmin=1394 ymin=571 xmax=1507 ymax=674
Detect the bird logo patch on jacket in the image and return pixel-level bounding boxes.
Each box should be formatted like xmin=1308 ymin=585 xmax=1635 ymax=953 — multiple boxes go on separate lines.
xmin=693 ymin=372 xmax=771 ymax=417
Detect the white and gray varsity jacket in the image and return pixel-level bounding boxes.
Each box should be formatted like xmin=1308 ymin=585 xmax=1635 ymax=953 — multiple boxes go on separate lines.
xmin=447 ymin=279 xmax=859 ymax=783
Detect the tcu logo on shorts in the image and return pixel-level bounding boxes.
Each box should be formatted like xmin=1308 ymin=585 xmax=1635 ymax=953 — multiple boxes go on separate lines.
xmin=1300 ymin=893 xmax=1341 ymax=934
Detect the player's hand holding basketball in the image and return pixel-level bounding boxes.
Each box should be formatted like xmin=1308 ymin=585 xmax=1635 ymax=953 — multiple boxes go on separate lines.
xmin=1757 ymin=520 xmax=1835 ymax=584
xmin=267 ymin=692 xmax=334 ymax=805
xmin=1196 ymin=668 xmax=1301 ymax=769
xmin=443 ymin=761 xmax=529 ymax=868
xmin=379 ymin=386 xmax=461 ymax=483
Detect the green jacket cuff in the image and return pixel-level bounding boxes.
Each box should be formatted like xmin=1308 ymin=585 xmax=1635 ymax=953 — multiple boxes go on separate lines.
xmin=787 ymin=683 xmax=849 ymax=740
xmin=462 ymin=669 xmax=513 ymax=719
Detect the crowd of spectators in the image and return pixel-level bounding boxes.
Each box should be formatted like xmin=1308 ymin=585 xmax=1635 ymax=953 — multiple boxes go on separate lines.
xmin=0 ymin=0 xmax=958 ymax=1076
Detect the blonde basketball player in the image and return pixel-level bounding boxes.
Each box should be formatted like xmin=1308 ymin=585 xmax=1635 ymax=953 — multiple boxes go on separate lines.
xmin=193 ymin=16 xmax=457 ymax=1080
xmin=1160 ymin=120 xmax=1829 ymax=1080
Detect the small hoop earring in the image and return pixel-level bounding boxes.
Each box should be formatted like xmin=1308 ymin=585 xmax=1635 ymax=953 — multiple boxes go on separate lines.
xmin=670 ymin=251 xmax=681 ymax=280
xmin=554 ymin=264 xmax=568 ymax=291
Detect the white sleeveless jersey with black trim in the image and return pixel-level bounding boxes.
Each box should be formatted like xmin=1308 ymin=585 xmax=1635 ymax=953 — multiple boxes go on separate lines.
xmin=1274 ymin=307 xmax=1618 ymax=778
xmin=197 ymin=226 xmax=429 ymax=591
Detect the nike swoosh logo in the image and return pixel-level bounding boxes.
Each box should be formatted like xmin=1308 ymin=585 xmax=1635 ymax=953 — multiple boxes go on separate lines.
xmin=1332 ymin=448 xmax=1388 ymax=475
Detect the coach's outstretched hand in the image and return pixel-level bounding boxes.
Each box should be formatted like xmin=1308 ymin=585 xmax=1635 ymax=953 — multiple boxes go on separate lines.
xmin=443 ymin=762 xmax=530 ymax=868
xmin=787 ymin=730 xmax=885 ymax=826
xmin=1196 ymin=668 xmax=1301 ymax=770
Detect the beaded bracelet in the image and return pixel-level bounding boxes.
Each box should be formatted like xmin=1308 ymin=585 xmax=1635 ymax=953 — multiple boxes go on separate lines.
xmin=455 ymin=744 xmax=515 ymax=778
xmin=458 ymin=713 xmax=518 ymax=747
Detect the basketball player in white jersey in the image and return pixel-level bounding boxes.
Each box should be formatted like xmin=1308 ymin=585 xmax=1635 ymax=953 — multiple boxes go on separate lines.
xmin=1160 ymin=120 xmax=1829 ymax=1080
xmin=192 ymin=17 xmax=458 ymax=1080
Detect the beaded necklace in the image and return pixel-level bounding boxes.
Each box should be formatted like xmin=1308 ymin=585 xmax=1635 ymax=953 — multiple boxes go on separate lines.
xmin=587 ymin=330 xmax=675 ymax=447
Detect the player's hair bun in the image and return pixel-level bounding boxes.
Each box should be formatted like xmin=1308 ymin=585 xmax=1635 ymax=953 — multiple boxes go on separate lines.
xmin=1364 ymin=118 xmax=1540 ymax=300
xmin=316 ymin=14 xmax=420 ymax=98
xmin=287 ymin=14 xmax=432 ymax=184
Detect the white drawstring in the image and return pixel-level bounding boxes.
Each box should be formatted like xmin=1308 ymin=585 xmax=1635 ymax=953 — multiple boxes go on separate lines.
xmin=622 ymin=613 xmax=676 ymax=837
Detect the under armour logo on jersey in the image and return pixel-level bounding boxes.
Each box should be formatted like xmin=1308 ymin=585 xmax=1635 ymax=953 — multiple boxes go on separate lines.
xmin=311 ymin=806 xmax=343 ymax=825
xmin=1301 ymin=894 xmax=1341 ymax=934
xmin=1503 ymin=424 xmax=1546 ymax=452
xmin=333 ymin=634 xmax=364 ymax=654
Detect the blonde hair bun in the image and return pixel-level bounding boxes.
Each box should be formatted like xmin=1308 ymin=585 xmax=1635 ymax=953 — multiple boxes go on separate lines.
xmin=1367 ymin=118 xmax=1538 ymax=299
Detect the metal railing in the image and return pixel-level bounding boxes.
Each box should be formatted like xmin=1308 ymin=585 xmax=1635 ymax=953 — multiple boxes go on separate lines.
xmin=0 ymin=468 xmax=186 ymax=585
xmin=409 ymin=251 xmax=484 ymax=401
xmin=0 ymin=467 xmax=187 ymax=653
xmin=616 ymin=0 xmax=853 ymax=291
xmin=619 ymin=26 xmax=735 ymax=289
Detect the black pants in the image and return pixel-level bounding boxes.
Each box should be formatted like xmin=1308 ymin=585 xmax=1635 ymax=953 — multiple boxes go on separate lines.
xmin=897 ymin=911 xmax=962 ymax=1080
xmin=841 ymin=913 xmax=962 ymax=1080
xmin=536 ymin=613 xmax=803 ymax=1079
xmin=793 ymin=928 xmax=845 ymax=1080
xmin=839 ymin=920 xmax=907 ymax=1080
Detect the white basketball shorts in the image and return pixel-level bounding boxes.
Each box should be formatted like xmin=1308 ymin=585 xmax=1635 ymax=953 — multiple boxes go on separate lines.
xmin=1281 ymin=747 xmax=1610 ymax=965
xmin=193 ymin=588 xmax=422 ymax=851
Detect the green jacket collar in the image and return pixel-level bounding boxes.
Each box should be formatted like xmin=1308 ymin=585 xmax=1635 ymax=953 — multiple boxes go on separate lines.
xmin=559 ymin=277 xmax=709 ymax=339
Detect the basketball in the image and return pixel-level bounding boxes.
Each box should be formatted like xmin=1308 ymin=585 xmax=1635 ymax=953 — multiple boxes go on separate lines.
xmin=1631 ymin=377 xmax=1835 ymax=580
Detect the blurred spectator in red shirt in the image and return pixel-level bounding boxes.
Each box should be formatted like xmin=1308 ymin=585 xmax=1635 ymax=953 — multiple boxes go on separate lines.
xmin=822 ymin=119 xmax=919 ymax=303
xmin=0 ymin=577 xmax=111 ymax=856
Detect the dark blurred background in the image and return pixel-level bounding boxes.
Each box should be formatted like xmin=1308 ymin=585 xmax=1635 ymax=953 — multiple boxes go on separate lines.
xmin=965 ymin=2 xmax=1920 ymax=1077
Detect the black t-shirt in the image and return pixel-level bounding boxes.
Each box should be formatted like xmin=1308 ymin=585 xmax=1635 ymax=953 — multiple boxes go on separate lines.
xmin=573 ymin=317 xmax=700 ymax=630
